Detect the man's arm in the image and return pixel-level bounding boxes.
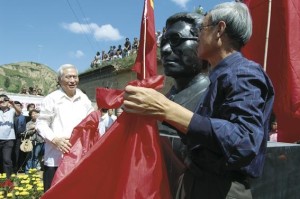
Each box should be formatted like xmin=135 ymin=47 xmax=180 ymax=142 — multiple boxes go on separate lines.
xmin=187 ymin=69 xmax=272 ymax=168
xmin=10 ymin=100 xmax=22 ymax=115
xmin=36 ymin=97 xmax=56 ymax=142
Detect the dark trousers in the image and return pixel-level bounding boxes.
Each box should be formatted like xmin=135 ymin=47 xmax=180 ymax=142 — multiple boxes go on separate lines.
xmin=43 ymin=165 xmax=58 ymax=192
xmin=12 ymin=138 xmax=30 ymax=173
xmin=176 ymin=169 xmax=252 ymax=199
xmin=0 ymin=140 xmax=14 ymax=178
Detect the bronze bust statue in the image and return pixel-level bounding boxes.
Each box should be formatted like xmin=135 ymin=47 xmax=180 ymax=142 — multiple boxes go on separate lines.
xmin=158 ymin=12 xmax=210 ymax=196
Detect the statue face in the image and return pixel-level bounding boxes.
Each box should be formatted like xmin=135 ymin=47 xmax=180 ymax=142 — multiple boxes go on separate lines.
xmin=160 ymin=20 xmax=201 ymax=78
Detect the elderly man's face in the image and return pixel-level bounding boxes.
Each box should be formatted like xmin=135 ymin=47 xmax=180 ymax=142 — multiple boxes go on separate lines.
xmin=160 ymin=21 xmax=201 ymax=78
xmin=59 ymin=68 xmax=79 ymax=97
xmin=197 ymin=14 xmax=218 ymax=62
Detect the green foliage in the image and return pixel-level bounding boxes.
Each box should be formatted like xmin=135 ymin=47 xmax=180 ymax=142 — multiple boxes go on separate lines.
xmin=0 ymin=62 xmax=57 ymax=94
xmin=4 ymin=77 xmax=10 ymax=88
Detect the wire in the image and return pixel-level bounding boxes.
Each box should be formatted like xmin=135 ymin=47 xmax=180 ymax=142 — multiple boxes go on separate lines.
xmin=66 ymin=0 xmax=97 ymax=54
xmin=75 ymin=0 xmax=102 ymax=50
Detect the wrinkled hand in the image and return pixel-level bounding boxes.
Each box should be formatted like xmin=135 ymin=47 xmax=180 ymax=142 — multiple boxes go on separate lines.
xmin=52 ymin=137 xmax=72 ymax=153
xmin=123 ymin=85 xmax=170 ymax=121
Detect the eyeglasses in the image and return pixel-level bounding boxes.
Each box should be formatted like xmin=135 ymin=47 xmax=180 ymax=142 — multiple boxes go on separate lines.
xmin=198 ymin=23 xmax=216 ymax=32
xmin=162 ymin=33 xmax=198 ymax=47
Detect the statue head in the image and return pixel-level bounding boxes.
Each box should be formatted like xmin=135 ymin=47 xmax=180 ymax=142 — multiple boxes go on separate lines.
xmin=161 ymin=12 xmax=209 ymax=79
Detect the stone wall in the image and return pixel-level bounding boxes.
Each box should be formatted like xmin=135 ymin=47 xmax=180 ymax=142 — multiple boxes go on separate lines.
xmin=78 ymin=63 xmax=173 ymax=102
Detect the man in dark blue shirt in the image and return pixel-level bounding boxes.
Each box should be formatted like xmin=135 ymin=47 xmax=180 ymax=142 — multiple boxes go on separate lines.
xmin=123 ymin=2 xmax=274 ymax=198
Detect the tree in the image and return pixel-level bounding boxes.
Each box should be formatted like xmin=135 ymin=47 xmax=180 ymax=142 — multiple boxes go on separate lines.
xmin=4 ymin=77 xmax=10 ymax=89
xmin=195 ymin=5 xmax=205 ymax=15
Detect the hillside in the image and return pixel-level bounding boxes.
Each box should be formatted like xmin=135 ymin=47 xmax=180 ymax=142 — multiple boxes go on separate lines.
xmin=0 ymin=62 xmax=57 ymax=95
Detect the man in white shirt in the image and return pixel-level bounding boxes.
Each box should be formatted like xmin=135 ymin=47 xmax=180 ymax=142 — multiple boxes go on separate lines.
xmin=36 ymin=64 xmax=94 ymax=192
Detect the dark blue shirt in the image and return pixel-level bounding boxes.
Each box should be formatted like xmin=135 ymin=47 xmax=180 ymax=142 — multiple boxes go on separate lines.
xmin=186 ymin=52 xmax=275 ymax=178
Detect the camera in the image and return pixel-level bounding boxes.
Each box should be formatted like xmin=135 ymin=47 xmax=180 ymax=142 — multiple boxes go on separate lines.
xmin=0 ymin=98 xmax=9 ymax=103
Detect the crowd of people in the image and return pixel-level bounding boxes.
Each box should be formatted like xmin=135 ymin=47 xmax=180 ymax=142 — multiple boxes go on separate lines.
xmin=90 ymin=37 xmax=139 ymax=68
xmin=20 ymin=86 xmax=44 ymax=96
xmin=90 ymin=30 xmax=164 ymax=68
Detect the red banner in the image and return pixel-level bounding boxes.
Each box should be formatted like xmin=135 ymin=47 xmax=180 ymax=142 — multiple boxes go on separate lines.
xmin=243 ymin=0 xmax=300 ymax=142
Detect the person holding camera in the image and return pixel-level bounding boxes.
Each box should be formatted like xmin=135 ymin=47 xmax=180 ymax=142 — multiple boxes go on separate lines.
xmin=0 ymin=94 xmax=22 ymax=178
xmin=24 ymin=109 xmax=44 ymax=173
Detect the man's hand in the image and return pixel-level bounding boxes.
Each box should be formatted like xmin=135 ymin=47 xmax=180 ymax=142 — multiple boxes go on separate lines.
xmin=123 ymin=85 xmax=193 ymax=134
xmin=123 ymin=85 xmax=169 ymax=121
xmin=52 ymin=137 xmax=72 ymax=153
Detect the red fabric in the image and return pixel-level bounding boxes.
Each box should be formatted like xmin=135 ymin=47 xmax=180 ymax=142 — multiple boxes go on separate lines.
xmin=42 ymin=75 xmax=171 ymax=199
xmin=132 ymin=0 xmax=157 ymax=80
xmin=51 ymin=110 xmax=101 ymax=186
xmin=243 ymin=0 xmax=300 ymax=142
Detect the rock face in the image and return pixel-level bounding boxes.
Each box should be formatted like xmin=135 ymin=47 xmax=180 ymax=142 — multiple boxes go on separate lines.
xmin=0 ymin=61 xmax=57 ymax=95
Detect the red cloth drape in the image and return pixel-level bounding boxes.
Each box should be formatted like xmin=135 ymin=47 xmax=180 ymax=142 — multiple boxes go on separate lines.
xmin=243 ymin=0 xmax=300 ymax=142
xmin=42 ymin=75 xmax=171 ymax=199
xmin=50 ymin=110 xmax=101 ymax=186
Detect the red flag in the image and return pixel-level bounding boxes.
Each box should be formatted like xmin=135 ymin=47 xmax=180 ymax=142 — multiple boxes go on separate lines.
xmin=243 ymin=0 xmax=300 ymax=142
xmin=132 ymin=0 xmax=157 ymax=80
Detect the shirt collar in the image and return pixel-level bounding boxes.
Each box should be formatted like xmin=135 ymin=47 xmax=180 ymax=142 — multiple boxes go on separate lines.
xmin=58 ymin=88 xmax=81 ymax=101
xmin=209 ymin=52 xmax=242 ymax=83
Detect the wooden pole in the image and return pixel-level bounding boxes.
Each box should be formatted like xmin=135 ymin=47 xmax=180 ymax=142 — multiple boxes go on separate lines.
xmin=263 ymin=0 xmax=272 ymax=71
xmin=142 ymin=0 xmax=147 ymax=79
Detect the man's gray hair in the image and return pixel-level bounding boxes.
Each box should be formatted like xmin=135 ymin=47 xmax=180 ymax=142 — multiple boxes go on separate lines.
xmin=210 ymin=2 xmax=252 ymax=49
xmin=57 ymin=64 xmax=78 ymax=81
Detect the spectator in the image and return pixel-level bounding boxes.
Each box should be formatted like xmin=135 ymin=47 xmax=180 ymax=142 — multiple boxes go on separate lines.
xmin=28 ymin=87 xmax=34 ymax=95
xmin=37 ymin=88 xmax=44 ymax=96
xmin=116 ymin=107 xmax=123 ymax=117
xmin=112 ymin=46 xmax=118 ymax=59
xmin=123 ymin=2 xmax=275 ymax=198
xmin=132 ymin=37 xmax=139 ymax=54
xmin=20 ymin=87 xmax=29 ymax=94
xmin=98 ymin=109 xmax=115 ymax=136
xmin=156 ymin=31 xmax=162 ymax=47
xmin=25 ymin=109 xmax=44 ymax=173
xmin=91 ymin=51 xmax=101 ymax=68
xmin=116 ymin=45 xmax=123 ymax=59
xmin=36 ymin=64 xmax=94 ymax=192
xmin=0 ymin=94 xmax=22 ymax=178
xmin=102 ymin=50 xmax=109 ymax=62
xmin=123 ymin=38 xmax=131 ymax=58
xmin=25 ymin=103 xmax=36 ymax=123
xmin=31 ymin=88 xmax=37 ymax=95
xmin=12 ymin=101 xmax=27 ymax=173
xmin=108 ymin=109 xmax=117 ymax=122
xmin=107 ymin=46 xmax=114 ymax=60
xmin=269 ymin=112 xmax=278 ymax=142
